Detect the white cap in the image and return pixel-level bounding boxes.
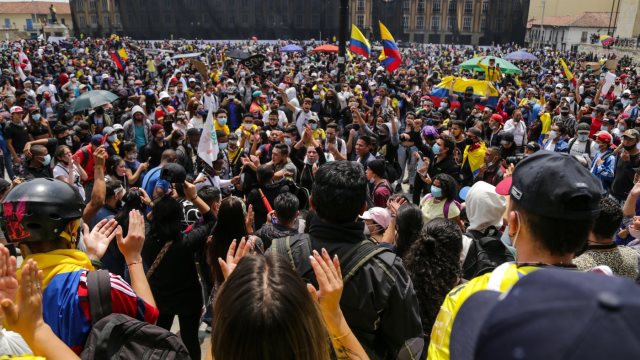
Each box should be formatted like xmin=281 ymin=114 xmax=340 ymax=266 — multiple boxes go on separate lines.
xmin=188 ymin=77 xmax=196 ymax=82
xmin=623 ymin=89 xmax=632 ymax=95
xmin=112 ymin=123 xmax=124 ymax=131
xmin=311 ymin=72 xmax=318 ymax=77
xmin=101 ymin=74 xmax=109 ymax=79
xmin=9 ymin=106 xmax=23 ymax=114
xmin=159 ymin=91 xmax=170 ymax=100
xmin=376 ymin=66 xmax=384 ymax=72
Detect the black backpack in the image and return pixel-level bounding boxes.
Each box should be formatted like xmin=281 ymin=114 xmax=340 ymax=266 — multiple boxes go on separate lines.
xmin=80 ymin=270 xmax=191 ymax=360
xmin=462 ymin=227 xmax=515 ymax=280
xmin=271 ymin=234 xmax=390 ymax=286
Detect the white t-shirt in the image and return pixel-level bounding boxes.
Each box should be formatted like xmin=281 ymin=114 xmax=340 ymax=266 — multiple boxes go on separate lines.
xmin=53 ymin=163 xmax=86 ymax=200
xmin=189 ymin=116 xmax=204 ymax=130
xmin=262 ymin=109 xmax=288 ymax=128
xmin=194 ymin=172 xmax=233 ymax=191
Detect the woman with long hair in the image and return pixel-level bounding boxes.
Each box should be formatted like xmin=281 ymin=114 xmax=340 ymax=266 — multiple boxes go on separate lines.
xmin=142 ymin=181 xmax=213 ymax=360
xmin=52 ymin=145 xmax=87 ymax=201
xmin=105 ymin=155 xmax=129 ymax=189
xmin=212 ymin=243 xmax=368 ymax=360
xmin=403 ymin=218 xmax=463 ymax=345
xmin=208 ymin=196 xmax=249 ymax=287
xmin=121 ymin=141 xmax=149 ymax=187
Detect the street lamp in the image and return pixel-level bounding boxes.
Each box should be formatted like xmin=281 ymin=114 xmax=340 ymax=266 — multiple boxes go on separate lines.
xmin=337 ymin=0 xmax=349 ymax=80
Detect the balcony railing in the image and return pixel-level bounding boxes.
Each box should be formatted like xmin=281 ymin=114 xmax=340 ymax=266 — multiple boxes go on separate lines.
xmin=23 ymin=24 xmax=44 ymax=31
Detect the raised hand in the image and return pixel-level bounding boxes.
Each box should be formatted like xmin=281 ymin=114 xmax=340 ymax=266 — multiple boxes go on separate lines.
xmin=116 ymin=210 xmax=145 ymax=263
xmin=2 ymin=259 xmax=44 ymax=342
xmin=218 ymin=237 xmax=252 ymax=280
xmin=307 ymin=248 xmax=343 ymax=332
xmin=83 ymin=218 xmax=118 ymax=261
xmin=0 ymin=243 xmax=18 ymax=314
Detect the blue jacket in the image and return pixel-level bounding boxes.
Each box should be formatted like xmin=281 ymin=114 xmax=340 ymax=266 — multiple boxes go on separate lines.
xmin=542 ymin=138 xmax=569 ymax=153
xmin=591 ymin=149 xmax=616 ymax=192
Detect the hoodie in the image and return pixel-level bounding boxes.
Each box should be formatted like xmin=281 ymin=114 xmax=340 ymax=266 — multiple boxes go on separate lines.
xmin=465 ymin=181 xmax=506 ymax=232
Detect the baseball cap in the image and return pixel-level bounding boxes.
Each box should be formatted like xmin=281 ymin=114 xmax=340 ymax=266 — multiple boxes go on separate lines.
xmin=490 ymin=114 xmax=503 ymax=124
xmin=90 ymin=134 xmax=104 ymax=147
xmin=112 ymin=123 xmax=124 ymax=131
xmin=9 ymin=106 xmax=23 ymax=114
xmin=358 ymin=207 xmax=391 ymax=229
xmin=366 ymin=159 xmax=386 ymax=179
xmin=525 ymin=141 xmax=541 ymax=152
xmin=158 ymin=91 xmax=170 ymax=100
xmin=450 ymin=269 xmax=640 ymax=360
xmin=596 ymin=131 xmax=613 ymax=144
xmin=102 ymin=126 xmax=115 ymax=135
xmin=466 ymin=127 xmax=482 ymax=138
xmin=509 ymin=151 xmax=602 ymax=220
xmin=160 ymin=163 xmax=187 ymax=184
xmin=576 ymin=122 xmax=591 ymax=134
xmin=623 ymin=129 xmax=640 ymax=139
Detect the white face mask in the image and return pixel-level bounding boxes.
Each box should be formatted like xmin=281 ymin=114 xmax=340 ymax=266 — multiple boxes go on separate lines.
xmin=630 ymin=226 xmax=640 ymax=239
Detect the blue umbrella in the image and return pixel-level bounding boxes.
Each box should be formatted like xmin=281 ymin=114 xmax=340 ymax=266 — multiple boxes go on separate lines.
xmin=504 ymin=50 xmax=537 ymax=61
xmin=281 ymin=44 xmax=304 ymax=52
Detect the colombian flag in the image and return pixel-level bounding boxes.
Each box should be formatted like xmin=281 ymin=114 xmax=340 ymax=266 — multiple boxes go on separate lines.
xmin=430 ymin=76 xmax=499 ymax=109
xmin=110 ymin=50 xmax=125 ymax=71
xmin=117 ymin=48 xmax=129 ymax=62
xmin=379 ymin=21 xmax=402 ymax=72
xmin=560 ymin=58 xmax=576 ymax=87
xmin=350 ymin=24 xmax=371 ymax=58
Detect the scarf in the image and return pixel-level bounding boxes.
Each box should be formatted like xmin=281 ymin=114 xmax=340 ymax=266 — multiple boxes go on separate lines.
xmin=18 ymin=249 xmax=94 ymax=288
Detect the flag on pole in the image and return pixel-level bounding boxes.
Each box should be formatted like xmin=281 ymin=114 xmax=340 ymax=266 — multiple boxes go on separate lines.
xmin=197 ymin=108 xmax=219 ymax=167
xmin=350 ymin=24 xmax=371 ymax=58
xmin=560 ymin=58 xmax=576 ymax=87
xmin=117 ymin=48 xmax=129 ymax=62
xmin=379 ymin=21 xmax=402 ymax=72
xmin=110 ymin=51 xmax=125 ymax=71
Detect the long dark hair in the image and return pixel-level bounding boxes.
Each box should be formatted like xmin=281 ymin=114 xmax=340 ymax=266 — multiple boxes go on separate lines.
xmin=433 ymin=173 xmax=458 ymax=201
xmin=209 ymin=196 xmax=248 ymax=285
xmin=150 ymin=195 xmax=183 ymax=243
xmin=395 ymin=204 xmax=424 ymax=258
xmin=403 ymin=218 xmax=462 ymax=343
xmin=114 ymin=189 xmax=146 ymax=237
xmin=212 ymin=255 xmax=330 ymax=360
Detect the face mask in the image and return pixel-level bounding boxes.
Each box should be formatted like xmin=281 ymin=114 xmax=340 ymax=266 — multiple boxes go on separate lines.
xmin=622 ymin=99 xmax=631 ymax=107
xmin=514 ymin=117 xmax=521 ymax=122
xmin=548 ymin=130 xmax=557 ymax=140
xmin=474 ymin=113 xmax=482 ymax=119
xmin=363 ymin=223 xmax=371 ymax=236
xmin=310 ymin=123 xmax=318 ymax=130
xmin=219 ymin=142 xmax=228 ymax=151
xmin=197 ymin=110 xmax=206 ymax=116
xmin=65 ymin=136 xmax=73 ymax=147
xmin=32 ymin=113 xmax=41 ymax=121
xmin=349 ymin=102 xmax=358 ymax=108
xmin=240 ymin=71 xmax=246 ymax=77
xmin=243 ymin=123 xmax=253 ymax=130
xmin=108 ymin=134 xmax=117 ymax=142
xmin=585 ymin=98 xmax=592 ymax=105
xmin=629 ymin=226 xmax=640 ymax=239
xmin=45 ymin=80 xmax=51 ymax=86
xmin=578 ymin=134 xmax=589 ymax=142
xmin=284 ymin=137 xmax=292 ymax=146
xmin=314 ymin=95 xmax=320 ymax=100
xmin=618 ymin=125 xmax=626 ymax=132
xmin=374 ymin=103 xmax=381 ymax=108
xmin=432 ymin=143 xmax=441 ymax=155
xmin=624 ymin=144 xmax=636 ymax=151
xmin=431 ymin=185 xmax=443 ymax=198
xmin=127 ymin=153 xmax=138 ymax=161
xmin=218 ymin=117 xmax=227 ymax=126
xmin=465 ymin=138 xmax=475 ymax=146
xmin=561 ymin=111 xmax=569 ymax=117
xmin=42 ymin=154 xmax=51 ymax=166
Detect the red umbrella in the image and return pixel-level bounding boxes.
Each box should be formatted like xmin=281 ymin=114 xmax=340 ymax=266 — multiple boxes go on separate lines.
xmin=313 ymin=44 xmax=339 ymax=53
xmin=251 ymin=36 xmax=258 ymax=41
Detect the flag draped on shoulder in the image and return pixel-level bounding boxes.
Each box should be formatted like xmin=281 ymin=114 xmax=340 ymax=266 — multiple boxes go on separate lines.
xmin=350 ymin=24 xmax=371 ymax=58
xmin=560 ymin=58 xmax=576 ymax=87
xmin=198 ymin=108 xmax=219 ymax=167
xmin=379 ymin=21 xmax=402 ymax=72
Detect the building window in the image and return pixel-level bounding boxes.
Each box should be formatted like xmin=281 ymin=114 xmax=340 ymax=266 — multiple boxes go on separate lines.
xmin=431 ymin=15 xmax=440 ymax=31
xmin=464 ymin=0 xmax=473 ymax=14
xmin=482 ymin=0 xmax=488 ymax=14
xmin=357 ymin=0 xmax=365 ymax=12
xmin=91 ymin=14 xmax=98 ymax=24
xmin=403 ymin=0 xmax=410 ymax=12
xmin=581 ymin=31 xmax=588 ymax=43
xmin=295 ymin=14 xmax=303 ymax=28
xmin=480 ymin=16 xmax=486 ymax=31
xmin=449 ymin=0 xmax=457 ymax=13
xmin=89 ymin=0 xmax=96 ymax=9
xmin=102 ymin=0 xmax=108 ymax=10
xmin=357 ymin=14 xmax=364 ymax=28
xmin=447 ymin=16 xmax=455 ymax=30
xmin=463 ymin=16 xmax=472 ymax=31
xmin=416 ymin=16 xmax=424 ymax=30
xmin=403 ymin=15 xmax=409 ymax=31
xmin=417 ymin=0 xmax=425 ymax=13
xmin=79 ymin=15 xmax=85 ymax=26
xmin=432 ymin=0 xmax=441 ymax=13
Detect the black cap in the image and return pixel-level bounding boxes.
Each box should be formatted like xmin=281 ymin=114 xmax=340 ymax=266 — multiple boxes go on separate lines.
xmin=160 ymin=163 xmax=187 ymax=184
xmin=451 ymin=269 xmax=640 ymax=360
xmin=367 ymin=159 xmax=386 ymax=179
xmin=465 ymin=86 xmax=474 ymax=92
xmin=525 ymin=141 xmax=541 ymax=152
xmin=501 ymin=132 xmax=514 ymax=143
xmin=509 ymin=151 xmax=602 ymax=220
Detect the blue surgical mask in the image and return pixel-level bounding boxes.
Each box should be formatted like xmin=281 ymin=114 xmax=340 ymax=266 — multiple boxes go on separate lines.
xmin=310 ymin=123 xmax=318 ymax=130
xmin=314 ymin=95 xmax=320 ymax=100
xmin=618 ymin=125 xmax=626 ymax=132
xmin=578 ymin=134 xmax=588 ymax=142
xmin=217 ymin=117 xmax=227 ymax=126
xmin=600 ymin=125 xmax=607 ymax=132
xmin=32 ymin=114 xmax=41 ymax=121
xmin=42 ymin=154 xmax=51 ymax=166
xmin=108 ymin=134 xmax=117 ymax=142
xmin=432 ymin=143 xmax=441 ymax=155
xmin=219 ymin=142 xmax=228 ymax=151
xmin=431 ymin=185 xmax=442 ymax=198
xmin=197 ymin=110 xmax=207 ymax=116
xmin=284 ymin=137 xmax=292 ymax=146
xmin=584 ymin=98 xmax=592 ymax=105
xmin=45 ymin=80 xmax=51 ymax=86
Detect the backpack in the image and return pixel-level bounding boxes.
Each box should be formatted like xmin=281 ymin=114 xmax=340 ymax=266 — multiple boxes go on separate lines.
xmin=462 ymin=227 xmax=515 ymax=280
xmin=81 ymin=270 xmax=190 ymax=360
xmin=374 ymin=154 xmax=401 ymax=183
xmin=271 ymin=234 xmax=390 ymax=286
xmin=421 ymin=194 xmax=461 ymax=218
xmin=568 ymin=138 xmax=593 ymax=157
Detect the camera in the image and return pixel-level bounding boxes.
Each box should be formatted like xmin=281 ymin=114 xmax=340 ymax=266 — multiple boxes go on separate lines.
xmin=505 ymin=154 xmax=525 ymax=165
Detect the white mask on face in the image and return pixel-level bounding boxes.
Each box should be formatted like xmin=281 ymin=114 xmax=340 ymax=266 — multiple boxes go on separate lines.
xmin=630 ymin=226 xmax=640 ymax=240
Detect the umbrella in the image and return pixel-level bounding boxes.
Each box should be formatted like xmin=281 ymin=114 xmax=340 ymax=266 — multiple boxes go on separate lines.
xmin=313 ymin=44 xmax=339 ymax=53
xmin=281 ymin=44 xmax=304 ymax=52
xmin=504 ymin=50 xmax=537 ymax=61
xmin=69 ymin=90 xmax=119 ymax=114
xmin=600 ymin=35 xmax=617 ymax=46
xmin=226 ymin=49 xmax=251 ymax=60
xmin=459 ymin=56 xmax=522 ymax=75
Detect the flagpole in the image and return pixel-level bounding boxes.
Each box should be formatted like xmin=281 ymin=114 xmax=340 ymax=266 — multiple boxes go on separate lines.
xmin=337 ymin=0 xmax=349 ymax=80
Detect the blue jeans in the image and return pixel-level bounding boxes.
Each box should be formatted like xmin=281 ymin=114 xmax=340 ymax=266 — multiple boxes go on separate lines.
xmin=397 ymin=145 xmax=418 ymax=185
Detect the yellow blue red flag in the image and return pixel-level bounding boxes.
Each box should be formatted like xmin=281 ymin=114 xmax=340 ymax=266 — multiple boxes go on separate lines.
xmin=350 ymin=24 xmax=371 ymax=58
xmin=379 ymin=21 xmax=402 ymax=72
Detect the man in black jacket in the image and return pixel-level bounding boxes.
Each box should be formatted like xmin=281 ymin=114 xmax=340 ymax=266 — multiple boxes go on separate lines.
xmin=268 ymin=161 xmax=424 ymax=359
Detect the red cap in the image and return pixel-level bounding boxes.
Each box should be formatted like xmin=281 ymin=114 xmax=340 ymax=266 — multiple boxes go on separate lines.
xmin=596 ymin=131 xmax=612 ymax=144
xmin=495 ymin=177 xmax=512 ymax=196
xmin=491 ymin=113 xmax=504 ymax=125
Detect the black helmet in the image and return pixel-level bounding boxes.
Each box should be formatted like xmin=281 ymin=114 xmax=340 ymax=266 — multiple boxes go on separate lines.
xmin=0 ymin=178 xmax=84 ymax=243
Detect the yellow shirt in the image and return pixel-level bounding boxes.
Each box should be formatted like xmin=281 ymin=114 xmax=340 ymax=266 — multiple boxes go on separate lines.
xmin=146 ymin=59 xmax=156 ymax=73
xmin=540 ymin=112 xmax=552 ymax=135
xmin=311 ymin=128 xmax=326 ymax=141
xmin=478 ymin=62 xmax=502 ymax=82
xmin=427 ymin=263 xmax=539 ymax=360
xmin=214 ymin=120 xmax=230 ymax=135
xmin=420 ymin=196 xmax=460 ymax=223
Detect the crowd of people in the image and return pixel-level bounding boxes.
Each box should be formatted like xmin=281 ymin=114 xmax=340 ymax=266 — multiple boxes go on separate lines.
xmin=0 ymin=36 xmax=639 ymax=359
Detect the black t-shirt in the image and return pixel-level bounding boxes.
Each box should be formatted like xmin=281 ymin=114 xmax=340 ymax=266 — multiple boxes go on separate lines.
xmin=611 ymin=152 xmax=640 ymax=200
xmin=4 ymin=122 xmax=30 ymax=155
